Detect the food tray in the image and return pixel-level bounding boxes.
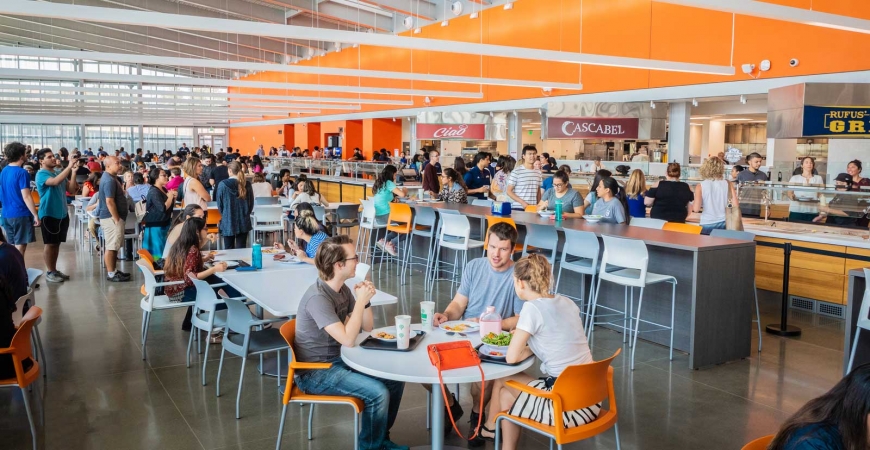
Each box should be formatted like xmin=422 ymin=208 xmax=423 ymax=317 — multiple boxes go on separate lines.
xmin=360 ymin=331 xmax=426 ymax=352
xmin=475 ymin=344 xmax=534 ymax=366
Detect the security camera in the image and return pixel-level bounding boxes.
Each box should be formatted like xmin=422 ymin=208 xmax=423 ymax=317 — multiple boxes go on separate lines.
xmin=741 ymin=64 xmax=755 ymax=74
xmin=789 ymin=58 xmax=799 ymax=67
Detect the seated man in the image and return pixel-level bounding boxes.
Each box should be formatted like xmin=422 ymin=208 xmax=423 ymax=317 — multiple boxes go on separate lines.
xmin=430 ymin=222 xmax=522 ymax=443
xmin=294 ymin=235 xmax=408 ymax=450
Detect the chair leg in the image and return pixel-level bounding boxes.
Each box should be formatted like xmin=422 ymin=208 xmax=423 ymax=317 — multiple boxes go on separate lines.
xmin=186 ymin=325 xmax=195 ymax=368
xmin=33 ymin=328 xmax=46 ymax=377
xmin=216 ymin=349 xmax=225 ymax=397
xmin=141 ymin=311 xmax=151 ymax=360
xmin=754 ymin=281 xmax=762 ymax=352
xmin=550 ymin=438 xmax=554 ymax=450
xmin=276 ymin=403 xmax=288 ymax=450
xmin=631 ymin=288 xmax=646 ymax=371
xmin=307 ymin=404 xmax=315 ymax=440
xmin=21 ymin=387 xmax=37 ymax=450
xmin=494 ymin=416 xmax=503 ymax=450
xmin=201 ymin=330 xmax=212 ymax=386
xmin=614 ymin=421 xmax=622 ymax=450
xmin=353 ymin=412 xmax=359 ymax=450
xmin=669 ymin=282 xmax=676 ymax=361
xmin=236 ymin=356 xmax=247 ymax=419
xmin=849 ymin=329 xmax=862 ymax=374
xmin=276 ymin=350 xmax=281 ymax=386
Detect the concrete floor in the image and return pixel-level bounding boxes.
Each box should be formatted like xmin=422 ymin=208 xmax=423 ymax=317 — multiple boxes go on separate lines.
xmin=0 ymin=235 xmax=848 ymax=450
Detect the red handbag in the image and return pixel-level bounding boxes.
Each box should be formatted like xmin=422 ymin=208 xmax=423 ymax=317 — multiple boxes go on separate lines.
xmin=427 ymin=341 xmax=486 ymax=440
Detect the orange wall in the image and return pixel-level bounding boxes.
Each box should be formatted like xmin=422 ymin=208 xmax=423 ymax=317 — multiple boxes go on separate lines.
xmin=228 ymin=125 xmax=285 ymax=155
xmin=345 ymin=120 xmax=363 ymax=159
xmin=283 ymin=125 xmax=295 ymax=148
xmin=230 ymin=0 xmax=870 ymax=130
xmin=307 ymin=123 xmax=321 ymax=150
xmin=363 ymin=118 xmax=403 ymax=160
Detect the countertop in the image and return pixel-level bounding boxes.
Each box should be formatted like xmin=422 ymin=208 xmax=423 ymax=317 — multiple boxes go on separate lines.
xmin=743 ymin=218 xmax=870 ymax=249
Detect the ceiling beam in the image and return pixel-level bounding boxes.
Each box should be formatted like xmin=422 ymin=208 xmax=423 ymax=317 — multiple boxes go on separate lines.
xmin=0 ymin=101 xmax=318 ymax=114
xmin=0 ymin=68 xmax=485 ymax=98
xmin=654 ymin=0 xmax=870 ymax=34
xmin=279 ymin=0 xmax=392 ymax=33
xmin=0 ymin=0 xmax=735 ymax=75
xmin=0 ymin=92 xmax=361 ymax=109
xmin=357 ymin=0 xmax=435 ymax=21
xmin=0 ymin=46 xmax=583 ymax=90
xmin=0 ymin=113 xmax=239 ymax=125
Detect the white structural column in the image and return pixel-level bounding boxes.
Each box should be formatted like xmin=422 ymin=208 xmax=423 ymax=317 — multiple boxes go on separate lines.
xmin=700 ymin=120 xmax=726 ymax=160
xmin=668 ymin=102 xmax=692 ymax=165
xmin=767 ymin=138 xmax=797 ymax=181
xmin=409 ymin=118 xmax=418 ymax=156
xmin=507 ymin=111 xmax=521 ymax=159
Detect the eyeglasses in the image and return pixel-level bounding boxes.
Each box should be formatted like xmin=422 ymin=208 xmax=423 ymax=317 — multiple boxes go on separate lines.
xmin=553 ymin=183 xmax=566 ymax=188
xmin=343 ymin=256 xmax=359 ymax=262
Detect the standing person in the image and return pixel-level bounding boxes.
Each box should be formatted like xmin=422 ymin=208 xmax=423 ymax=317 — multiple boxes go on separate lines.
xmin=251 ymin=155 xmax=265 ymax=174
xmin=786 ymin=156 xmax=825 ymax=223
xmin=142 ymin=168 xmax=177 ymax=260
xmin=421 ymin=150 xmax=441 ymax=197
xmin=293 ymin=235 xmax=408 ymax=450
xmin=215 ymin=161 xmax=254 ymax=249
xmin=624 ymin=169 xmax=648 ymax=218
xmin=351 ymin=148 xmax=364 ymax=161
xmin=847 ymin=160 xmax=870 ymax=188
xmin=491 ymin=156 xmax=515 ymax=197
xmin=464 ymin=152 xmax=492 ymax=200
xmin=0 ymin=142 xmax=40 ymax=257
xmin=737 ymin=152 xmax=768 ymax=217
xmin=591 ymin=155 xmax=605 ymax=173
xmin=34 ymin=149 xmax=80 ymax=283
xmin=209 ymin=152 xmax=230 ymax=191
xmin=182 ymin=157 xmax=211 ymax=212
xmin=506 ymin=145 xmax=542 ymax=210
xmin=199 ymin=154 xmax=215 ymax=193
xmin=371 ymin=165 xmax=407 ymax=257
xmin=476 ymin=255 xmax=596 ymax=449
xmin=165 ymin=168 xmax=184 ymax=192
xmin=255 ymin=144 xmax=265 ymax=159
xmin=591 ymin=177 xmax=627 ymax=224
xmin=0 ymin=227 xmax=28 ymax=303
xmin=96 ymin=156 xmax=131 ymax=282
xmin=730 ymin=164 xmax=745 ymax=181
xmin=693 ymin=157 xmax=738 ymax=235
xmin=437 ymin=168 xmax=468 ymax=204
xmin=536 ymin=170 xmax=583 ymax=218
xmin=453 ymin=156 xmax=468 ymax=178
xmin=646 ymin=163 xmax=694 ymax=223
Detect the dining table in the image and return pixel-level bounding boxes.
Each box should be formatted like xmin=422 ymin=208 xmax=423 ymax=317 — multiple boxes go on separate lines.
xmin=342 ymin=324 xmax=534 ymax=450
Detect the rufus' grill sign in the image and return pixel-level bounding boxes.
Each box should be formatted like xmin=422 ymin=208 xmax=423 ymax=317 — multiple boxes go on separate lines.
xmin=547 ymin=117 xmax=640 ymax=139
xmin=416 ymin=123 xmax=486 ymax=140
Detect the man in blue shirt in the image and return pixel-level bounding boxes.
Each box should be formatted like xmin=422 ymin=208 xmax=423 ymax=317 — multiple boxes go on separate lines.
xmin=35 ymin=149 xmax=80 ymax=283
xmin=0 ymin=142 xmax=40 ymax=257
xmin=463 ymin=151 xmax=493 ymax=201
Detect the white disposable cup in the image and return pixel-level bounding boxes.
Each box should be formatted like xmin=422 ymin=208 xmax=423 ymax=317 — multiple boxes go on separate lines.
xmin=420 ymin=301 xmax=435 ymax=332
xmin=395 ymin=315 xmax=412 ymax=350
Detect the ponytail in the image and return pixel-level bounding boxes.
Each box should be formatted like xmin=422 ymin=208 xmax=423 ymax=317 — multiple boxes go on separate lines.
xmin=228 ymin=161 xmax=247 ymax=199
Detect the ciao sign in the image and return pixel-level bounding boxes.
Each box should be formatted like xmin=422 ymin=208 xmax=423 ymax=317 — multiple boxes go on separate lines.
xmin=547 ymin=117 xmax=639 ymax=139
xmin=416 ymin=123 xmax=486 ymax=140
xmin=803 ymin=106 xmax=870 ymax=137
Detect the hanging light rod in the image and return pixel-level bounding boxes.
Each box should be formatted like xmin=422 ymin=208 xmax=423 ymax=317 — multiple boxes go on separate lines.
xmin=0 ymin=92 xmax=361 ymax=110
xmin=0 ymin=1 xmax=735 ymax=75
xmin=654 ymin=0 xmax=870 ymax=34
xmin=0 ymin=47 xmax=583 ymax=90
xmin=0 ymin=69 xmax=484 ymax=99
xmin=0 ymin=84 xmax=414 ymax=106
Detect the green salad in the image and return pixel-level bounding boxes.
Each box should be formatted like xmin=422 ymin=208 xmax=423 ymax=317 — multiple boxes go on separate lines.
xmin=481 ymin=332 xmax=512 ymax=347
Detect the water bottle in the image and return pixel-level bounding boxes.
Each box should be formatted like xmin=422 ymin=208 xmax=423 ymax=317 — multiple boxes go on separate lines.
xmin=252 ymin=239 xmax=263 ymax=270
xmin=479 ymin=306 xmax=502 ymax=338
xmin=554 ymin=198 xmax=563 ymax=222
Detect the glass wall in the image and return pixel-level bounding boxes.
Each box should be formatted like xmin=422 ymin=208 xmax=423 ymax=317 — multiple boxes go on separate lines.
xmin=142 ymin=127 xmax=195 ymax=153
xmin=0 ymin=124 xmax=81 ymax=150
xmin=0 ymin=124 xmax=200 ymax=153
xmin=85 ymin=126 xmax=137 ymax=152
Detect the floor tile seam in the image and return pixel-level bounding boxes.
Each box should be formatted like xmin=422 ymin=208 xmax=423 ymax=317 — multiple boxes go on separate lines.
xmin=150 ymin=366 xmax=209 ymax=450
xmin=635 ymin=360 xmax=791 ymax=415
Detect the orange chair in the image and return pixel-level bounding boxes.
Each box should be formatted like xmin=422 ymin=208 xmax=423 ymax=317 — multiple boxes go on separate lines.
xmin=484 ymin=216 xmax=524 ymax=253
xmin=380 ymin=202 xmax=413 ymax=274
xmin=494 ymin=349 xmax=622 ymax=450
xmin=30 ymin=190 xmax=40 ymax=207
xmin=276 ymin=320 xmax=363 ymax=450
xmin=205 ymin=208 xmax=221 ymax=248
xmin=0 ymin=306 xmax=43 ymax=450
xmin=741 ymin=435 xmax=774 ymax=450
xmin=524 ymin=205 xmax=538 ymax=212
xmin=662 ymin=222 xmax=703 ymax=235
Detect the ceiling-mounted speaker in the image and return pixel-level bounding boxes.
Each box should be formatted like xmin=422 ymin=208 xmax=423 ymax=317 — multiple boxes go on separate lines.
xmin=403 ymin=16 xmax=414 ymax=30
xmin=451 ymin=1 xmax=463 ymax=16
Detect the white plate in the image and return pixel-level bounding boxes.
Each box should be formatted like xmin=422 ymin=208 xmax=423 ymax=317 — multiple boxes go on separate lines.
xmin=218 ymin=260 xmax=239 ymax=268
xmin=261 ymin=248 xmax=286 ymax=255
xmin=480 ymin=344 xmax=508 ymax=360
xmin=584 ymin=215 xmax=603 ymax=223
xmin=371 ymin=327 xmax=399 ymax=341
xmin=439 ymin=321 xmax=480 ymax=333
xmin=538 ymin=211 xmax=555 ymax=217
xmin=276 ymin=256 xmax=304 ymax=264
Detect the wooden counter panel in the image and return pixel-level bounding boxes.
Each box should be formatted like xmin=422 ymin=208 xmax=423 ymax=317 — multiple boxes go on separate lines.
xmin=754 ymin=236 xmax=846 ymax=274
xmin=756 ymin=261 xmax=785 ymax=292
xmin=342 ymin=184 xmax=366 ymax=202
xmin=788 ymin=268 xmax=845 ymax=304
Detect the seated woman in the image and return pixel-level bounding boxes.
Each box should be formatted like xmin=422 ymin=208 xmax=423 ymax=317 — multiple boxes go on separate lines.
xmin=371 ymin=165 xmax=407 ymax=256
xmin=163 ymin=217 xmax=241 ymax=333
xmin=591 ymin=177 xmax=627 ymax=224
xmin=163 ymin=204 xmax=208 ymax=258
xmin=290 ymin=180 xmax=329 ymax=208
xmin=536 ymin=170 xmax=582 ymax=218
xmin=251 ymin=172 xmax=273 ymax=198
xmin=768 ymin=362 xmax=870 ymax=450
xmin=582 ymin=169 xmax=612 ymax=215
xmin=81 ymin=171 xmax=100 ymax=197
xmin=478 ymin=255 xmax=596 ymax=450
xmin=437 ymin=168 xmax=468 ymax=204
xmin=624 ymin=169 xmax=648 ymax=218
xmin=276 ymin=213 xmax=329 ymax=265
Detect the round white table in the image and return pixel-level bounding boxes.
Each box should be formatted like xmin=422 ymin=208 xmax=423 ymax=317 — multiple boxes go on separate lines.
xmin=341 ymin=325 xmax=534 ymax=450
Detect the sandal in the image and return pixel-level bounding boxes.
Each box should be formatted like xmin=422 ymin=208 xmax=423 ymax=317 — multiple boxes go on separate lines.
xmin=477 ymin=425 xmax=496 ymax=441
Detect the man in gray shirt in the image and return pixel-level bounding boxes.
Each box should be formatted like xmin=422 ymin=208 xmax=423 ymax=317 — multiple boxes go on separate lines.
xmin=431 ymin=222 xmax=521 ymax=442
xmin=737 ymin=152 xmax=768 ymax=217
xmin=293 ymin=235 xmax=408 ymax=450
xmin=96 ymin=156 xmax=131 ymax=282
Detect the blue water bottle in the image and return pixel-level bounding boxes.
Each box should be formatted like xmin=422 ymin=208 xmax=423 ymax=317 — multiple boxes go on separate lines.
xmin=252 ymin=239 xmax=263 ymax=270
xmin=554 ymin=198 xmax=563 ymax=222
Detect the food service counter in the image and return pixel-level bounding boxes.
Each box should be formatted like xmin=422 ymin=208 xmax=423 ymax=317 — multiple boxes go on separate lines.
xmin=304 ymin=174 xmax=422 ymax=204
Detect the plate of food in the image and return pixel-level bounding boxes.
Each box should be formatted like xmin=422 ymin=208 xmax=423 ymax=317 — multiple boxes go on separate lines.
xmin=481 ymin=331 xmax=512 ymax=349
xmin=583 ymin=214 xmax=604 ymax=223
xmin=439 ymin=321 xmax=480 ymax=333
xmin=479 ymin=344 xmax=508 ymax=360
xmin=203 ymin=250 xmax=223 ymax=258
xmin=371 ymin=327 xmax=398 ymax=341
xmin=262 ymin=247 xmax=285 ymax=254
xmin=217 ymin=260 xmax=239 ymax=268
xmin=538 ymin=210 xmax=555 ymax=218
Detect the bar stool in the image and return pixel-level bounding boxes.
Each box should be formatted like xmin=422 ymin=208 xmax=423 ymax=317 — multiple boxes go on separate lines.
xmin=554 ymin=229 xmax=600 ymax=326
xmin=484 ymin=216 xmax=523 ymax=256
xmin=428 ymin=213 xmax=484 ymax=294
xmin=521 ymin=223 xmax=558 ymax=266
xmin=379 ymin=203 xmax=413 ymax=276
xmin=628 ymin=217 xmax=666 ymax=229
xmin=663 ymin=222 xmax=702 ymax=234
xmin=589 ymin=235 xmax=676 ymax=370
xmin=710 ymin=229 xmax=763 ymax=352
xmin=402 ymin=205 xmax=437 ymax=286
xmin=356 ymin=199 xmax=387 ymax=265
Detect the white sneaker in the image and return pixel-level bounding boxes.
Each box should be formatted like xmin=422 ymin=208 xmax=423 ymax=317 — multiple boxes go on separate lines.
xmin=46 ymin=272 xmax=64 ymax=283
xmin=376 ymin=239 xmax=386 ymax=251
xmin=384 ymin=242 xmax=398 ymax=257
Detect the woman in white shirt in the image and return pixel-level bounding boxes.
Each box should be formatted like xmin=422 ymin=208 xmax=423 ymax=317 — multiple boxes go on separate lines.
xmin=787 ymin=156 xmax=824 ymax=223
xmin=477 ymin=255 xmax=597 ymax=450
xmin=692 ymin=157 xmax=738 ymax=235
xmin=250 ymin=172 xmax=273 ymax=198
xmin=289 ymin=179 xmax=329 ymax=208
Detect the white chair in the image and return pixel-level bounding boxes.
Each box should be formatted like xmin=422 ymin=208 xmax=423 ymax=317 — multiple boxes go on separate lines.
xmin=403 ymin=205 xmax=437 ymax=286
xmin=589 ymin=235 xmax=677 ymax=370
xmin=187 ymin=274 xmax=248 ymax=386
xmin=123 ymin=208 xmax=141 ymax=259
xmin=555 ymin=229 xmax=600 ymax=326
xmin=255 ymin=196 xmax=279 ymax=205
xmin=136 ymin=259 xmax=190 ymax=360
xmin=710 ymin=229 xmax=763 ymax=352
xmin=356 ymin=199 xmax=387 ymax=265
xmin=26 ymin=268 xmax=42 ymax=291
xmin=428 ymin=213 xmax=485 ymax=294
xmin=521 ymin=223 xmax=559 ymax=266
xmin=251 ymin=205 xmax=285 ymax=246
xmin=628 ymin=217 xmax=666 ymax=229
xmin=12 ymin=289 xmax=46 ymax=377
xmin=847 ymin=267 xmax=870 ymax=373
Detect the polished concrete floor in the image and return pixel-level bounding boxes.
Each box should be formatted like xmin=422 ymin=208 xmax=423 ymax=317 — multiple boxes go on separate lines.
xmin=0 ymin=235 xmax=848 ymax=450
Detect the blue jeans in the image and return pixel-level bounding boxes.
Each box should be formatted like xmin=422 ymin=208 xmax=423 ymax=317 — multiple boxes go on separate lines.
xmin=700 ymin=221 xmax=726 ymax=235
xmin=294 ymin=358 xmax=405 ymax=450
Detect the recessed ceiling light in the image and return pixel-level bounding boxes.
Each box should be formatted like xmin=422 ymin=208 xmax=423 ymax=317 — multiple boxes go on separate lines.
xmin=470 ymin=12 xmax=478 ymax=19
xmin=413 ymin=28 xmax=421 ymax=34
xmin=441 ymin=20 xmax=449 ymax=27
xmin=504 ymin=2 xmax=514 ymax=10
